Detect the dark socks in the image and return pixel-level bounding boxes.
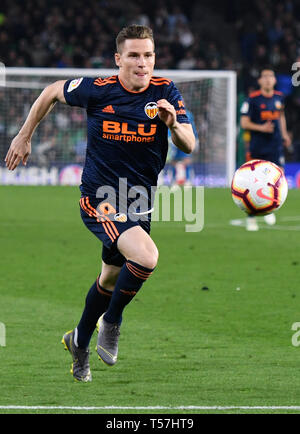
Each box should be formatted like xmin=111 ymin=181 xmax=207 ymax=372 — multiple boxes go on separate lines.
xmin=76 ymin=277 xmax=112 ymax=349
xmin=104 ymin=260 xmax=155 ymax=325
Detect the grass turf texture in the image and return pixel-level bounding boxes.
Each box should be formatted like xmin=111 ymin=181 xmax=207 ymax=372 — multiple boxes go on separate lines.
xmin=0 ymin=185 xmax=300 ymax=414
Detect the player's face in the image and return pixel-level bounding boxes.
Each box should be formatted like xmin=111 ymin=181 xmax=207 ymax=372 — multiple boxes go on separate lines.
xmin=258 ymin=70 xmax=276 ymax=92
xmin=115 ymin=38 xmax=155 ymax=92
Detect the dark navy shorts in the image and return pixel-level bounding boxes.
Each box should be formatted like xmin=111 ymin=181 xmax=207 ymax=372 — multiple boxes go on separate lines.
xmin=79 ymin=196 xmax=151 ymax=267
xmin=249 ymin=151 xmax=285 ymax=167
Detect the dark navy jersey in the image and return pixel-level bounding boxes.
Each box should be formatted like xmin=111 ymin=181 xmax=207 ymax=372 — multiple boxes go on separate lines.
xmin=63 ymin=75 xmax=190 ymax=211
xmin=240 ymin=90 xmax=284 ymax=154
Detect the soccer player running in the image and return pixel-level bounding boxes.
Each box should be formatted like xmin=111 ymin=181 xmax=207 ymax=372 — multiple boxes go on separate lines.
xmin=5 ymin=25 xmax=195 ymax=382
xmin=240 ymin=66 xmax=292 ymax=231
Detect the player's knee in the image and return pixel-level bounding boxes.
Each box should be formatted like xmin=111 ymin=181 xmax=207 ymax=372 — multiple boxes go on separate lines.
xmin=118 ymin=226 xmax=159 ymax=270
xmin=136 ymin=245 xmax=159 ymax=270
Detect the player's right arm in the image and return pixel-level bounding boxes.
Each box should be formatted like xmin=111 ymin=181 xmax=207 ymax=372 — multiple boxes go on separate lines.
xmin=240 ymin=98 xmax=274 ymax=134
xmin=240 ymin=115 xmax=274 ymax=133
xmin=5 ymin=80 xmax=67 ymax=170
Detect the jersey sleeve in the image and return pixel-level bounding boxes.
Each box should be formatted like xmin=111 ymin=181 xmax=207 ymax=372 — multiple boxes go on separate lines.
xmin=166 ymin=82 xmax=191 ymax=124
xmin=280 ymin=93 xmax=285 ymax=110
xmin=240 ymin=98 xmax=253 ymax=118
xmin=63 ymin=77 xmax=94 ymax=108
xmin=187 ymin=110 xmax=199 ymax=140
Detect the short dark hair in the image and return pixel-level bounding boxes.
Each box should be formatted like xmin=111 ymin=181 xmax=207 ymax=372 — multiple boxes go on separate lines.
xmin=258 ymin=66 xmax=275 ymax=77
xmin=116 ymin=24 xmax=154 ymax=53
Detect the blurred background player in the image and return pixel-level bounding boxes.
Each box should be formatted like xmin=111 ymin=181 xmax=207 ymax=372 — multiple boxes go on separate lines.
xmin=167 ymin=108 xmax=198 ymax=189
xmin=240 ymin=66 xmax=292 ymax=231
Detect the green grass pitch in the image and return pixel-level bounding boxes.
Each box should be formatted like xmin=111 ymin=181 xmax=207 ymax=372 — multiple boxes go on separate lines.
xmin=0 ymin=185 xmax=300 ymax=414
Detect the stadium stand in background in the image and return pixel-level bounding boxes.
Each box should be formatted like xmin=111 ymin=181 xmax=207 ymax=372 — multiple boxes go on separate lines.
xmin=0 ymin=0 xmax=299 ymax=166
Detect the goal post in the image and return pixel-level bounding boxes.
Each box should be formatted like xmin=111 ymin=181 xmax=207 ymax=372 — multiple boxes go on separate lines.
xmin=0 ymin=68 xmax=236 ymax=187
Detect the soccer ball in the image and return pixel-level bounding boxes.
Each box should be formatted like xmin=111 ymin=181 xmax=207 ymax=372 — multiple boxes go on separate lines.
xmin=231 ymin=159 xmax=288 ymax=215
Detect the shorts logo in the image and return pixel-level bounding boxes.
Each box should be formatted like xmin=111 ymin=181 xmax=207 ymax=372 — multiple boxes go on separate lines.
xmin=114 ymin=213 xmax=127 ymax=223
xmin=67 ymin=77 xmax=83 ymax=92
xmin=145 ymin=102 xmax=158 ymax=119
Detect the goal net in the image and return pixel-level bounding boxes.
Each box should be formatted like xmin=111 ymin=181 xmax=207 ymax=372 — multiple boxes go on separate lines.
xmin=0 ymin=68 xmax=236 ymax=187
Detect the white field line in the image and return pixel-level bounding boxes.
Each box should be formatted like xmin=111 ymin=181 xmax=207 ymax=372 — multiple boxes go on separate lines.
xmin=1 ymin=405 xmax=300 ymax=411
xmin=280 ymin=216 xmax=300 ymax=222
xmin=229 ymin=216 xmax=300 ymax=231
xmin=153 ymin=216 xmax=300 ymax=231
xmin=264 ymin=225 xmax=300 ymax=231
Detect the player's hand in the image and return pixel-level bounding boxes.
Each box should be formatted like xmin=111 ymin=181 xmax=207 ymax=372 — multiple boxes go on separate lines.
xmin=260 ymin=121 xmax=274 ymax=133
xmin=245 ymin=151 xmax=252 ymax=162
xmin=5 ymin=134 xmax=31 ymax=170
xmin=157 ymin=99 xmax=177 ymax=129
xmin=282 ymin=133 xmax=292 ymax=149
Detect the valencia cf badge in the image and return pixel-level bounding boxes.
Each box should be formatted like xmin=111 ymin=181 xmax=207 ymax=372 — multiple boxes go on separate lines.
xmin=275 ymin=100 xmax=282 ymax=109
xmin=145 ymin=102 xmax=158 ymax=119
xmin=114 ymin=213 xmax=127 ymax=223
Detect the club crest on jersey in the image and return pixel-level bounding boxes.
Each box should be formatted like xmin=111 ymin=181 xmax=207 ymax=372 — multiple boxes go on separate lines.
xmin=275 ymin=100 xmax=282 ymax=109
xmin=67 ymin=77 xmax=83 ymax=92
xmin=145 ymin=102 xmax=158 ymax=119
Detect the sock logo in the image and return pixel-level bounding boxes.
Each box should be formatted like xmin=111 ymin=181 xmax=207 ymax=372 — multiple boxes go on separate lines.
xmin=120 ymin=289 xmax=137 ymax=296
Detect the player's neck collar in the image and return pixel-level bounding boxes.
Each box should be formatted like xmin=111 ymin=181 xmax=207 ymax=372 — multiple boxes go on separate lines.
xmin=118 ymin=76 xmax=150 ymax=94
xmin=261 ymin=89 xmax=274 ymax=98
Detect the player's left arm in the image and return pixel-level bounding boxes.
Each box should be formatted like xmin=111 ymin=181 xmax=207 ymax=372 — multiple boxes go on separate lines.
xmin=157 ymin=99 xmax=195 ymax=154
xmin=279 ymin=110 xmax=292 ymax=149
